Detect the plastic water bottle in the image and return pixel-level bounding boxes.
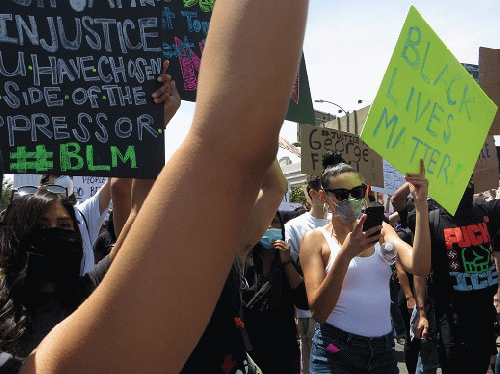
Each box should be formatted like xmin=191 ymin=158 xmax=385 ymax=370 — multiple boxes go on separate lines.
xmin=379 ymin=242 xmax=397 ymax=265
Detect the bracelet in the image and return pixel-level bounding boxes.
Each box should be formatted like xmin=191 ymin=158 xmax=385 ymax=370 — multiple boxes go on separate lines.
xmin=281 ymin=259 xmax=292 ymax=266
xmin=416 ymin=304 xmax=425 ymax=311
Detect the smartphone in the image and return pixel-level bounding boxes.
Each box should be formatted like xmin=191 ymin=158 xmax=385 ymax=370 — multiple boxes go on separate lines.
xmin=362 ymin=203 xmax=385 ymax=237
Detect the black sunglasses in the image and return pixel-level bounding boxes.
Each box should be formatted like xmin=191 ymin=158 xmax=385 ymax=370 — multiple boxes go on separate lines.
xmin=10 ymin=184 xmax=68 ymax=202
xmin=324 ymin=184 xmax=367 ymax=202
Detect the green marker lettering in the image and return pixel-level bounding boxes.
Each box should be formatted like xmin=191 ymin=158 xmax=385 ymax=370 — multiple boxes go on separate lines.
xmin=34 ymin=145 xmax=53 ymax=171
xmin=87 ymin=145 xmax=110 ymax=171
xmin=9 ymin=145 xmax=53 ymax=173
xmin=60 ymin=142 xmax=84 ymax=171
xmin=111 ymin=146 xmax=137 ymax=168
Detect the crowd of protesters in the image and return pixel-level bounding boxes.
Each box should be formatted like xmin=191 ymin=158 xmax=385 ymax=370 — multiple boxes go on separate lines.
xmin=0 ymin=0 xmax=498 ymax=373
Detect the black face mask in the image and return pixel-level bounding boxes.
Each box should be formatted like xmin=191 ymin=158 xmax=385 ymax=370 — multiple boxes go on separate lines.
xmin=22 ymin=227 xmax=83 ymax=295
xmin=454 ymin=182 xmax=474 ymax=218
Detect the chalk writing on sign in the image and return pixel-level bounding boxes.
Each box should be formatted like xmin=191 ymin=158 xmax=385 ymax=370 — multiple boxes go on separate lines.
xmin=161 ymin=2 xmax=316 ymax=124
xmin=0 ymin=0 xmax=164 ymax=178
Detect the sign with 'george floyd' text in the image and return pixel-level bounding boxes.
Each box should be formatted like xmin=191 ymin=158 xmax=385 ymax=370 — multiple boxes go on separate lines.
xmin=360 ymin=6 xmax=497 ymax=215
xmin=301 ymin=124 xmax=384 ymax=188
xmin=0 ymin=0 xmax=164 ymax=178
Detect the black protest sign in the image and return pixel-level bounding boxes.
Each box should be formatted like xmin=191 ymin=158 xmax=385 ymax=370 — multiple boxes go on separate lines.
xmin=161 ymin=1 xmax=314 ymax=124
xmin=161 ymin=0 xmax=211 ymax=102
xmin=0 ymin=0 xmax=164 ymax=178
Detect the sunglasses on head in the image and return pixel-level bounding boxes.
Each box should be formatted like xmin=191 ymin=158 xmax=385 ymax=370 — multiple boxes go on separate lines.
xmin=324 ymin=184 xmax=367 ymax=202
xmin=10 ymin=184 xmax=68 ymax=202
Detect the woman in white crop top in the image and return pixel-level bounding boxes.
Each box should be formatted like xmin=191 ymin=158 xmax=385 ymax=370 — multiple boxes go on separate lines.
xmin=300 ymin=151 xmax=431 ymax=374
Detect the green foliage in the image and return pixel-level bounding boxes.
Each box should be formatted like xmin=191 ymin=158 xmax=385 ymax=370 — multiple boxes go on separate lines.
xmin=1 ymin=179 xmax=13 ymax=212
xmin=289 ymin=186 xmax=306 ymax=205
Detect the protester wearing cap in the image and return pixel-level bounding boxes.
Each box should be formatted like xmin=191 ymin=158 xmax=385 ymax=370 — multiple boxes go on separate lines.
xmin=40 ymin=174 xmax=111 ymax=275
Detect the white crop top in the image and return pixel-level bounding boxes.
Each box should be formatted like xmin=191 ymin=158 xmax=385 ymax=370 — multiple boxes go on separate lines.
xmin=320 ymin=227 xmax=392 ymax=337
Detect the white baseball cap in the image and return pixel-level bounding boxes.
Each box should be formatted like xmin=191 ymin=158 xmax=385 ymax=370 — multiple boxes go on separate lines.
xmin=52 ymin=175 xmax=74 ymax=197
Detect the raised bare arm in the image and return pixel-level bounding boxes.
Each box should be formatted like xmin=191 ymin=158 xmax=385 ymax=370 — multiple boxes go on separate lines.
xmin=21 ymin=0 xmax=309 ymax=373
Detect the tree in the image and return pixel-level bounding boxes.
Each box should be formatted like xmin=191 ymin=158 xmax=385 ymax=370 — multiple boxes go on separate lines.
xmin=289 ymin=186 xmax=306 ymax=205
xmin=1 ymin=179 xmax=13 ymax=212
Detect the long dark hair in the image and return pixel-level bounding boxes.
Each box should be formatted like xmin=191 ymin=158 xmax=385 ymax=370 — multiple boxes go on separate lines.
xmin=0 ymin=190 xmax=81 ymax=355
xmin=276 ymin=210 xmax=285 ymax=240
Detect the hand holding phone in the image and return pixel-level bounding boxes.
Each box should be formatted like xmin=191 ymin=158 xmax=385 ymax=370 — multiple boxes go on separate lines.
xmin=362 ymin=203 xmax=385 ymax=237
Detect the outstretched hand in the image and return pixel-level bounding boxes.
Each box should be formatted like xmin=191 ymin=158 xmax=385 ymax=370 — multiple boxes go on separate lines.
xmin=341 ymin=215 xmax=382 ymax=260
xmin=405 ymin=159 xmax=429 ymax=204
xmin=152 ymin=60 xmax=181 ymax=127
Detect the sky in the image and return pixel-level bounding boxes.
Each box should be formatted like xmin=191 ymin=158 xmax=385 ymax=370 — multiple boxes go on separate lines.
xmin=5 ymin=0 xmax=497 ymax=183
xmin=162 ymin=0 xmax=500 ymax=162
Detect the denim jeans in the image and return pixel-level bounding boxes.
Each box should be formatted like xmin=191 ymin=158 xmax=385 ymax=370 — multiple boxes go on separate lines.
xmin=298 ymin=317 xmax=317 ymax=374
xmin=310 ymin=323 xmax=399 ymax=374
xmin=495 ymin=349 xmax=500 ymax=374
xmin=410 ymin=300 xmax=440 ymax=374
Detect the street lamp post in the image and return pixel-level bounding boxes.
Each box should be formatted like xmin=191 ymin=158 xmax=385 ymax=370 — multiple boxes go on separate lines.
xmin=314 ymin=99 xmax=350 ymax=132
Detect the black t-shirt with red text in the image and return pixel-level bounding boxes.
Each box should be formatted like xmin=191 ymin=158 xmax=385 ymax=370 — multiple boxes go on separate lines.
xmin=425 ymin=200 xmax=500 ymax=316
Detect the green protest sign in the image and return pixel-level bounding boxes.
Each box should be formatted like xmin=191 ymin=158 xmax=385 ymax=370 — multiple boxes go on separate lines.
xmin=360 ymin=6 xmax=498 ymax=215
xmin=286 ymin=54 xmax=315 ymax=125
